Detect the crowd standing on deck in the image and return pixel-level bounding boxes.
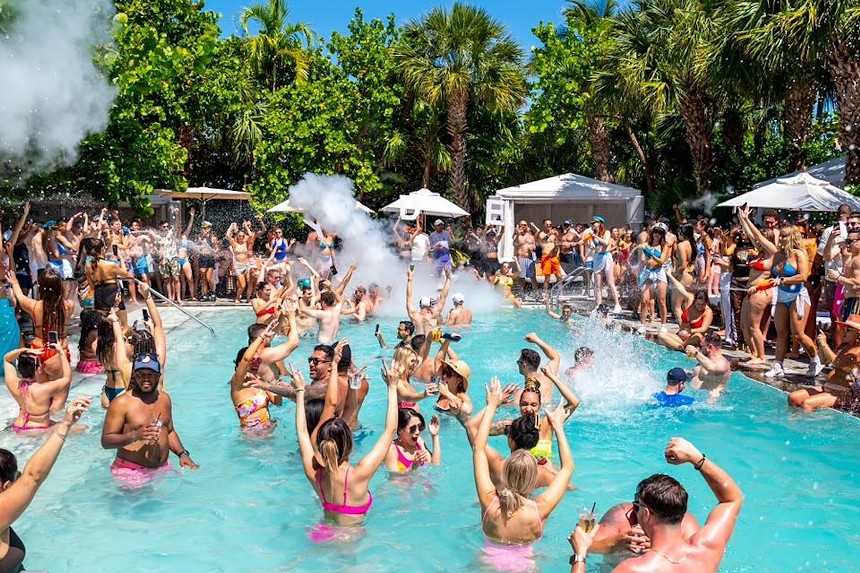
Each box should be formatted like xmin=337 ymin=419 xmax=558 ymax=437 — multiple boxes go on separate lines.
xmin=1 ymin=196 xmax=854 ymax=570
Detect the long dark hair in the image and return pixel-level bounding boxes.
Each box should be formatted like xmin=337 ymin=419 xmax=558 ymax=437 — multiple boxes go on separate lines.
xmin=78 ymin=309 xmax=102 ymax=352
xmin=95 ymin=319 xmax=115 ymax=366
xmin=0 ymin=449 xmax=17 ymax=483
xmin=38 ymin=268 xmax=66 ymax=338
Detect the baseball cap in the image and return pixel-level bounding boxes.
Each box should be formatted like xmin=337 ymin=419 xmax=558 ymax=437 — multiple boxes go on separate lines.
xmin=42 ymin=220 xmax=56 ymax=229
xmin=201 ymin=220 xmax=212 ymax=228
xmin=419 ymin=296 xmax=433 ymax=308
xmin=591 ymin=216 xmax=606 ymax=224
xmin=666 ymin=367 xmax=690 ymax=385
xmin=133 ymin=352 xmax=161 ymax=374
xmin=434 ymin=219 xmax=444 ymax=226
xmin=452 ymin=292 xmax=465 ymax=304
xmin=297 ymin=278 xmax=312 ymax=291
xmin=564 ymin=219 xmax=573 ymax=226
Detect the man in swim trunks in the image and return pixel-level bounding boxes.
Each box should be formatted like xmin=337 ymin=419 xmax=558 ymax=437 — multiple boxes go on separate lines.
xmin=516 ymin=332 xmax=561 ymax=405
xmin=569 ymin=437 xmax=742 ymax=573
xmin=684 ymin=333 xmax=730 ymax=398
xmin=535 ymin=218 xmax=562 ymax=299
xmin=101 ymin=352 xmax=198 ymax=487
xmin=828 ymin=230 xmax=860 ymax=320
xmin=513 ymin=220 xmax=536 ymax=292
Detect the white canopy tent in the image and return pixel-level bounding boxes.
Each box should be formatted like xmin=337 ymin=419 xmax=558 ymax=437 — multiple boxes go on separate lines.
xmin=717 ymin=172 xmax=860 ymax=212
xmin=267 ymin=197 xmax=374 ymax=215
xmin=380 ymin=188 xmax=470 ymax=219
xmin=485 ymin=173 xmax=644 ymax=260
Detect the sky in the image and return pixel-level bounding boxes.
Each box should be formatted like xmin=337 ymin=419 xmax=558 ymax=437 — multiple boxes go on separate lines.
xmin=204 ymin=0 xmax=577 ymax=50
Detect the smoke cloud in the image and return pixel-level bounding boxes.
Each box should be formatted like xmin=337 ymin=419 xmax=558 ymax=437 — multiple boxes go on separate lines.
xmin=0 ymin=0 xmax=116 ymax=183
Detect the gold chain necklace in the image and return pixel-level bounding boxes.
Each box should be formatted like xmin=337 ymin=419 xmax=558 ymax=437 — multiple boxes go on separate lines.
xmin=648 ymin=548 xmax=689 ymax=565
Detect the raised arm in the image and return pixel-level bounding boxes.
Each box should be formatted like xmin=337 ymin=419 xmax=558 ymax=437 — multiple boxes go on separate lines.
xmin=0 ymin=398 xmax=89 ymax=529
xmin=542 ymin=367 xmax=580 ymax=417
xmin=433 ymin=269 xmax=452 ymax=317
xmin=667 ymin=438 xmax=742 ymax=551
xmin=293 ymin=373 xmax=317 ymax=484
xmin=333 ymin=263 xmax=357 ymax=298
xmin=137 ymin=283 xmax=167 ymax=364
xmin=473 ymin=378 xmax=502 ymax=511
xmin=536 ymin=404 xmax=574 ymax=518
xmin=428 ymin=416 xmax=441 ymax=465
xmin=405 ymin=266 xmax=417 ymax=316
xmin=545 ymin=299 xmax=562 ymax=320
xmin=738 ymin=207 xmax=777 ymax=255
xmin=6 ymin=271 xmax=35 ymax=315
xmin=258 ymin=308 xmax=300 ymax=363
xmin=8 ymin=202 xmax=30 ymax=251
xmin=525 ymin=332 xmax=560 ymax=374
xmin=353 ymin=367 xmax=398 ymax=481
xmin=665 ymin=272 xmax=694 ymax=306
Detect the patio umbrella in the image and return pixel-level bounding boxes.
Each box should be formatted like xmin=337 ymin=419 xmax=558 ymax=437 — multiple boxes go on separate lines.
xmin=267 ymin=197 xmax=374 ymax=215
xmin=717 ymin=172 xmax=860 ymax=212
xmin=380 ymin=188 xmax=470 ymax=220
xmin=156 ymin=187 xmax=251 ymax=219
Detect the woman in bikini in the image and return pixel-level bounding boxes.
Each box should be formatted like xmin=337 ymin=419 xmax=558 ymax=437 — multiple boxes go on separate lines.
xmin=4 ymin=348 xmax=72 ymax=433
xmin=473 ymin=377 xmax=573 ymax=569
xmin=95 ymin=310 xmax=130 ymax=408
xmin=740 ymin=206 xmax=821 ymax=378
xmin=85 ymin=239 xmax=134 ymax=327
xmin=585 ymin=217 xmax=621 ymax=312
xmin=494 ymin=261 xmax=523 ymax=308
xmin=435 ymin=357 xmax=473 ymax=421
xmin=251 ymin=283 xmax=279 ymax=325
xmin=736 ymin=217 xmax=774 ymax=364
xmin=639 ymin=226 xmax=670 ymax=330
xmin=658 ymin=276 xmax=714 ymax=351
xmin=75 ymin=309 xmax=103 ymax=375
xmin=227 ymin=222 xmax=263 ymax=304
xmin=230 ymin=321 xmax=283 ymax=436
xmin=293 ymin=344 xmax=397 ymax=529
xmin=0 ymin=397 xmax=89 ymax=573
xmin=384 ymin=408 xmax=441 ymax=473
xmin=487 ymin=368 xmax=580 ymax=468
xmin=7 ymin=268 xmax=74 ymax=379
xmin=672 ymin=224 xmax=697 ymax=322
xmin=389 ymin=345 xmax=437 ymax=410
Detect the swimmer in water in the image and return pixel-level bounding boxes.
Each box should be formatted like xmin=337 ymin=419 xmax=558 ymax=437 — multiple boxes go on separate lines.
xmin=685 ymin=332 xmax=730 ymax=399
xmin=406 ymin=265 xmax=451 ymax=336
xmin=384 ymin=408 xmax=441 ymax=473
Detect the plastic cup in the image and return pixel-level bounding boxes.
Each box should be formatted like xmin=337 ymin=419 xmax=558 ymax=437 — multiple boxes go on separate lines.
xmin=348 ymin=373 xmax=362 ymax=390
xmin=578 ymin=507 xmax=597 ymax=533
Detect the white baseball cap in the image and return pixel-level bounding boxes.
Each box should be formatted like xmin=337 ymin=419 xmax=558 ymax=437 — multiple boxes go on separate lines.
xmin=452 ymin=293 xmax=465 ymax=304
xmin=434 ymin=219 xmax=444 ymax=226
xmin=419 ymin=296 xmax=433 ymax=308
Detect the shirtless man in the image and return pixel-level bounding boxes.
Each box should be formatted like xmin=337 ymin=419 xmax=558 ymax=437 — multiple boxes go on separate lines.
xmin=516 ymin=332 xmax=561 ymax=405
xmin=101 ymin=353 xmax=198 ymax=487
xmin=533 ymin=218 xmax=562 ymax=298
xmin=295 ymin=278 xmax=318 ymax=335
xmin=559 ymin=220 xmax=579 ymax=272
xmin=684 ymin=333 xmax=730 ymax=398
xmin=570 ymin=437 xmax=742 ymax=573
xmin=406 ymin=265 xmax=451 ymax=336
xmin=300 ymin=290 xmax=346 ymax=344
xmin=350 ymin=285 xmax=372 ymax=322
xmin=376 ymin=320 xmax=414 ymax=350
xmin=446 ymin=292 xmax=472 ymax=326
xmin=829 ymin=229 xmax=860 ymax=319
xmin=513 ymin=220 xmax=536 ymax=291
xmin=127 ymin=217 xmax=153 ymax=300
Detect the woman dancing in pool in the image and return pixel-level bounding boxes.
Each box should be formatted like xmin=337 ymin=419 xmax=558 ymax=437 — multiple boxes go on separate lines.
xmin=473 ymin=377 xmax=573 ymax=563
xmin=384 ymin=408 xmax=441 ymax=473
xmin=293 ymin=345 xmax=398 ymax=528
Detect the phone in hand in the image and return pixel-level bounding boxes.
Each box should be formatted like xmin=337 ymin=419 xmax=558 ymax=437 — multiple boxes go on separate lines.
xmin=409 ymin=263 xmax=415 ymax=271
xmin=330 ymin=266 xmax=338 ymax=276
xmin=48 ymin=330 xmax=58 ymax=345
xmin=740 ymin=202 xmax=747 ymax=211
xmin=375 ymin=324 xmax=380 ymax=334
xmin=142 ymin=309 xmax=150 ymax=322
xmin=112 ymin=244 xmax=119 ymax=257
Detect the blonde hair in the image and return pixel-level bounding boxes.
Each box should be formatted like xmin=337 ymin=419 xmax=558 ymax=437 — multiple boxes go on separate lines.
xmin=390 ymin=345 xmax=418 ymax=380
xmin=780 ymin=224 xmax=803 ymax=255
xmin=497 ymin=450 xmax=538 ymax=517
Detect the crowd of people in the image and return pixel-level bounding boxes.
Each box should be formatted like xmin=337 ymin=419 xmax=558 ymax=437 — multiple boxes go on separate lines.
xmin=5 ymin=196 xmax=860 ymax=570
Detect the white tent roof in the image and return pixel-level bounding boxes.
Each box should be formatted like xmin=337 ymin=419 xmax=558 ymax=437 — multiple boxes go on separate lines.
xmin=380 ymin=188 xmax=469 ymax=218
xmin=267 ymin=198 xmax=374 ymax=215
xmin=755 ymin=156 xmax=846 ymax=189
xmin=717 ymin=172 xmax=860 ymax=211
xmin=494 ymin=173 xmax=641 ymax=202
xmin=156 ymin=187 xmax=251 ymax=201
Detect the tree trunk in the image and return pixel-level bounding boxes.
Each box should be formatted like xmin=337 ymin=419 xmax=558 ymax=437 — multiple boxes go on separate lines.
xmin=722 ymin=107 xmax=744 ymax=155
xmin=587 ymin=115 xmax=613 ymax=182
xmin=783 ymin=79 xmax=815 ymax=171
xmin=446 ymin=90 xmax=470 ymax=212
xmin=827 ymin=38 xmax=860 ymax=185
xmin=626 ymin=123 xmax=654 ymax=199
xmin=679 ymin=90 xmax=712 ymax=195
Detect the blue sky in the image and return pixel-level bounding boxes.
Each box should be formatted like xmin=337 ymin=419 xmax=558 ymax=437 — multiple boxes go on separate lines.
xmin=205 ymin=0 xmax=577 ymax=50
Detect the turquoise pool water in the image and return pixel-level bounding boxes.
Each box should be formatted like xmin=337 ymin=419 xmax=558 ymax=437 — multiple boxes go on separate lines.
xmin=3 ymin=308 xmax=859 ymax=572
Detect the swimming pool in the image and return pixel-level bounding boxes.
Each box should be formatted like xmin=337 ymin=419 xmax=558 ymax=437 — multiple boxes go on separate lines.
xmin=2 ymin=307 xmax=858 ymax=572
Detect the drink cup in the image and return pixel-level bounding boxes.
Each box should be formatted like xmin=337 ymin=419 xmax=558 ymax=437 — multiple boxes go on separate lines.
xmin=578 ymin=506 xmax=597 ymax=533
xmin=349 ymin=373 xmax=362 ymax=390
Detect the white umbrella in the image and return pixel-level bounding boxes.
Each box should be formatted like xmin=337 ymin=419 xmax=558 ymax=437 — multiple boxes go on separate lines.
xmin=156 ymin=187 xmax=251 ymax=219
xmin=717 ymin=172 xmax=860 ymax=212
xmin=267 ymin=197 xmax=374 ymax=215
xmin=380 ymin=188 xmax=470 ymax=220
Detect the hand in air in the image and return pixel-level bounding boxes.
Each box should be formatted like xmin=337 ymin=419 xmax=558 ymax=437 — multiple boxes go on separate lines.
xmin=334 ymin=339 xmax=348 ymax=363
xmin=501 ymin=383 xmax=519 ymax=404
xmin=485 ymin=376 xmax=503 ymax=406
xmin=428 ymin=416 xmax=440 ymax=437
xmin=63 ymin=397 xmax=91 ymax=425
xmin=524 ymin=332 xmax=539 ymax=344
xmin=138 ymin=282 xmax=150 ymax=299
xmin=287 ymin=364 xmax=306 ymax=390
xmin=544 ymin=402 xmax=567 ymax=429
xmin=664 ymin=437 xmax=702 ymax=465
xmin=243 ymin=373 xmax=267 ymax=390
xmin=406 ymin=265 xmax=414 ymax=279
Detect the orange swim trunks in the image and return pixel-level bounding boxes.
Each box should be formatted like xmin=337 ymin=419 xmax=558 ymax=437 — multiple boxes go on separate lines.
xmin=541 ymin=254 xmax=562 ymax=277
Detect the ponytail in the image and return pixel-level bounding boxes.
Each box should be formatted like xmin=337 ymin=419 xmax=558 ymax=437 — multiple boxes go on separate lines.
xmin=318 ymin=439 xmax=341 ymax=474
xmin=496 ymin=486 xmax=525 ymax=517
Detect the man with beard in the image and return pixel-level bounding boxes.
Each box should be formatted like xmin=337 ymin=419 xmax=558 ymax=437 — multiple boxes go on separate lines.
xmin=101 ymin=353 xmax=198 ymax=487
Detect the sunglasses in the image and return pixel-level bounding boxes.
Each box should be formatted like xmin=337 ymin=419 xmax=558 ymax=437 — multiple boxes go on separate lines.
xmin=405 ymin=424 xmax=422 ymax=432
xmin=626 ymin=500 xmax=644 ymax=527
xmin=307 ymin=357 xmax=331 ymax=365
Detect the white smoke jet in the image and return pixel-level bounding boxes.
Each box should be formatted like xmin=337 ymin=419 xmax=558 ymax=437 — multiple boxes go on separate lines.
xmin=682 ymin=192 xmax=721 ymax=216
xmin=0 ymin=0 xmax=116 ymax=182
xmin=286 ymin=173 xmax=501 ymax=316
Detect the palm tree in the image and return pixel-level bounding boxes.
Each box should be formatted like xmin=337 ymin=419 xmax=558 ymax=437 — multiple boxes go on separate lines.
xmin=735 ymin=0 xmax=859 ymax=180
xmin=238 ymin=0 xmax=314 ymax=93
xmin=600 ymin=0 xmax=723 ymax=195
xmin=394 ymin=2 xmax=525 ymax=212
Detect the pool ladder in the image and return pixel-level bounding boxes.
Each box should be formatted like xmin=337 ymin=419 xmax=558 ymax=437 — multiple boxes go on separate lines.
xmin=549 ymin=266 xmax=592 ymax=311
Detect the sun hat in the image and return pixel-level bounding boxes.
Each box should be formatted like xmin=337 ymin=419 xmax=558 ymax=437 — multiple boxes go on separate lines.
xmin=442 ymin=359 xmax=471 ymax=387
xmin=835 ymin=314 xmax=860 ymax=331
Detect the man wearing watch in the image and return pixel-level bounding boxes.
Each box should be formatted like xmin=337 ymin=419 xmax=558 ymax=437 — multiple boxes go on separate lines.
xmin=568 ymin=437 xmax=742 ymax=573
xmin=102 ymin=352 xmax=199 ymax=488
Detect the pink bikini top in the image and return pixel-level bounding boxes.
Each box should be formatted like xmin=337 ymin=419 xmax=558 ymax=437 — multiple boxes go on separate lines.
xmin=316 ymin=467 xmax=373 ymax=516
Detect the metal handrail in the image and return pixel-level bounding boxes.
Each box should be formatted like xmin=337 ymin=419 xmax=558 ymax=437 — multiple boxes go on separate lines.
xmin=549 ymin=266 xmax=589 ymax=306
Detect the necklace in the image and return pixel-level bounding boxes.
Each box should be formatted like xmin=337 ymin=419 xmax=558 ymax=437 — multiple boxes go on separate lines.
xmin=648 ymin=548 xmax=689 ymax=565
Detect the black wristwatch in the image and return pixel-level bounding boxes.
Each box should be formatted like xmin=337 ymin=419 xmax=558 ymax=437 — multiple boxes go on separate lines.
xmin=569 ymin=554 xmax=586 ymax=565
xmin=178 ymin=449 xmax=191 ymax=458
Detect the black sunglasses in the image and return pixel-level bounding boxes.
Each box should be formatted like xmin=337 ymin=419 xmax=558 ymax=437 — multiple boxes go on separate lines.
xmin=307 ymin=357 xmax=331 ymax=365
xmin=626 ymin=500 xmax=644 ymax=527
